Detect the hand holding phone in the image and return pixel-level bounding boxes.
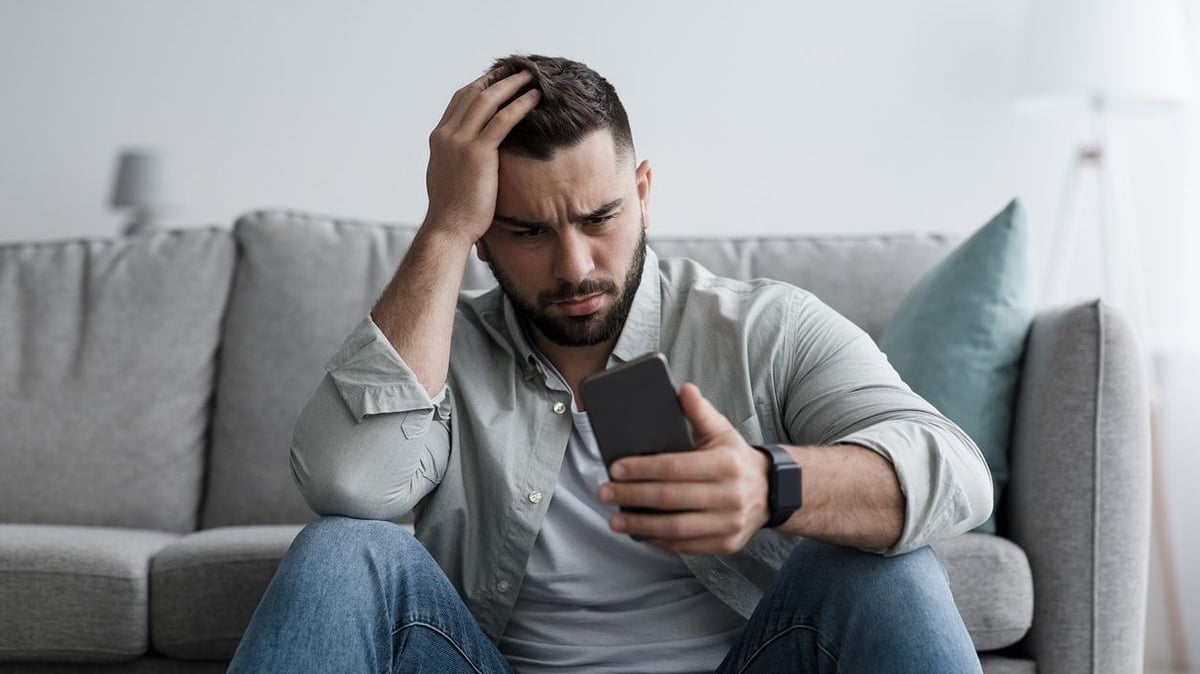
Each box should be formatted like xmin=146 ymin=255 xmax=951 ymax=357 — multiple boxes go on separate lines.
xmin=585 ymin=368 xmax=785 ymax=552
xmin=580 ymin=352 xmax=693 ymax=516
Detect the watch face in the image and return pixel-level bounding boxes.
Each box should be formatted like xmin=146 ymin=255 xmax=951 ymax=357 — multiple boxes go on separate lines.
xmin=775 ymin=463 xmax=803 ymax=511
xmin=757 ymin=445 xmax=802 ymax=527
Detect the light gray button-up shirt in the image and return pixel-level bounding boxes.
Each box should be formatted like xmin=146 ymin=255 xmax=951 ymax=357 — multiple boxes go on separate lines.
xmin=290 ymin=247 xmax=993 ymax=642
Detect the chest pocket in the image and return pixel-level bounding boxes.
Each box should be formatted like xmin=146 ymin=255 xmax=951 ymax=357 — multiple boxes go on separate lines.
xmin=733 ymin=398 xmax=784 ymax=446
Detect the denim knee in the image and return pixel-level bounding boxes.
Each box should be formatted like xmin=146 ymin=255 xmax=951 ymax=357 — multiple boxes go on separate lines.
xmin=284 ymin=515 xmax=429 ymax=577
xmin=727 ymin=542 xmax=978 ymax=673
xmin=295 ymin=510 xmax=417 ymax=542
xmin=294 ymin=515 xmax=418 ymax=552
xmin=776 ymin=540 xmax=955 ymax=621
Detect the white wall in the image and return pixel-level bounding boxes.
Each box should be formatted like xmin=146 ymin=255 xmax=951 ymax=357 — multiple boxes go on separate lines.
xmin=1 ymin=0 xmax=1197 ymax=665
xmin=2 ymin=0 xmax=1194 ymax=335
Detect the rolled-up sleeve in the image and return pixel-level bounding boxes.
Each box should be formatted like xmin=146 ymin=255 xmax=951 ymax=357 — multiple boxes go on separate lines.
xmin=290 ymin=317 xmax=453 ymax=521
xmin=782 ymin=292 xmax=993 ymax=555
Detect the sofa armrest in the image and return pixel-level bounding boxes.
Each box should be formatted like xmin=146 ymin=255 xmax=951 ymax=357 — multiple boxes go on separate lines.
xmin=1006 ymin=301 xmax=1151 ymax=673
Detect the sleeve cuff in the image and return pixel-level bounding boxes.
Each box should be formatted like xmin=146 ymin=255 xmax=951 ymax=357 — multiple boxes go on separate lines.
xmin=324 ymin=316 xmax=451 ymax=424
xmin=836 ymin=418 xmax=990 ymax=555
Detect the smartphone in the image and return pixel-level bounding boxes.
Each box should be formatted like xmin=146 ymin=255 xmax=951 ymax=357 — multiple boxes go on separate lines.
xmin=580 ymin=352 xmax=694 ymax=516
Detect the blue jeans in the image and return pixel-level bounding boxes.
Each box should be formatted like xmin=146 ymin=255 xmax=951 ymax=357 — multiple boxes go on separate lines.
xmin=228 ymin=516 xmax=982 ymax=673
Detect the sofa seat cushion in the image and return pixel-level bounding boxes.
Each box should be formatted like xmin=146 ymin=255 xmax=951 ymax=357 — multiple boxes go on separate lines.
xmin=150 ymin=525 xmax=304 ymax=660
xmin=0 ymin=524 xmax=179 ymax=663
xmin=0 ymin=656 xmax=231 ymax=673
xmin=980 ymin=655 xmax=1037 ymax=674
xmin=934 ymin=533 xmax=1034 ymax=651
xmin=148 ymin=524 xmax=1029 ymax=659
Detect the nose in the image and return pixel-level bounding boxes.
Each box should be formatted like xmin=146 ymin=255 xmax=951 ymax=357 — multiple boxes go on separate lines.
xmin=552 ymin=228 xmax=595 ymax=285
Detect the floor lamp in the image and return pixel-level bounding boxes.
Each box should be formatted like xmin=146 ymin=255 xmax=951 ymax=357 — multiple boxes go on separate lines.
xmin=1016 ymin=0 xmax=1191 ymax=669
xmin=1039 ymin=96 xmax=1153 ymax=341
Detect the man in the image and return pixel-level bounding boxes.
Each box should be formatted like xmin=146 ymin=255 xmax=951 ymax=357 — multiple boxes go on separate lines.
xmin=229 ymin=55 xmax=991 ymax=673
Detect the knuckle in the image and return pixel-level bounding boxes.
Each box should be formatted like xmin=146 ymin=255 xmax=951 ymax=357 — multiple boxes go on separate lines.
xmin=492 ymin=101 xmax=518 ymax=119
xmin=660 ymin=484 xmax=681 ymax=507
xmin=618 ymin=458 xmax=642 ymax=479
xmin=724 ymin=489 xmax=747 ymax=511
xmin=476 ymin=81 xmax=501 ymax=102
xmin=664 ymin=519 xmax=685 ymax=538
xmin=714 ymin=453 xmax=738 ymax=475
xmin=738 ymin=509 xmax=757 ymax=531
xmin=664 ymin=456 xmax=685 ymax=478
xmin=727 ymin=451 xmax=747 ymax=472
xmin=723 ymin=513 xmax=745 ymax=535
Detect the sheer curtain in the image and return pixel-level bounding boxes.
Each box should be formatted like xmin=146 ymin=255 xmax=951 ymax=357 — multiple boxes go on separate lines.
xmin=1144 ymin=3 xmax=1200 ymax=670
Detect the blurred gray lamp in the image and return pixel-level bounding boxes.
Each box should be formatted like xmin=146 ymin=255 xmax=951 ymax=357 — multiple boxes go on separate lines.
xmin=110 ymin=150 xmax=166 ymax=236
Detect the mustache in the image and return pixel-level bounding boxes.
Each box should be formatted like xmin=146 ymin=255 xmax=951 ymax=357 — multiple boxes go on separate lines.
xmin=539 ymin=279 xmax=617 ymax=305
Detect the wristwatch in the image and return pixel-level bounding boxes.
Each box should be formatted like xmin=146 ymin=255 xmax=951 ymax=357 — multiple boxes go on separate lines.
xmin=753 ymin=444 xmax=803 ymax=528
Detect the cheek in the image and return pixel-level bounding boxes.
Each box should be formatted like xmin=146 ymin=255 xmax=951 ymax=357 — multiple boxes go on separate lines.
xmin=611 ymin=229 xmax=642 ymax=269
xmin=501 ymin=246 xmax=555 ymax=286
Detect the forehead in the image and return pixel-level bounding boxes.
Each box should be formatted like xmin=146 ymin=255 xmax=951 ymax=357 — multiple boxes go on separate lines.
xmin=496 ymin=129 xmax=631 ymax=216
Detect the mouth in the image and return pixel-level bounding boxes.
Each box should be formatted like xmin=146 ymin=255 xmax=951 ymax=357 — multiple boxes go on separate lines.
xmin=553 ymin=292 xmax=605 ymax=317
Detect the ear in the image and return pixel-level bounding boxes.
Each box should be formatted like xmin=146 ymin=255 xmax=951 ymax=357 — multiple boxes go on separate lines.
xmin=635 ymin=159 xmax=653 ymax=230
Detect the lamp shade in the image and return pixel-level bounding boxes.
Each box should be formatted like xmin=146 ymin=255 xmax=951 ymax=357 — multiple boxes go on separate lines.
xmin=1017 ymin=0 xmax=1191 ymax=104
xmin=110 ymin=151 xmax=165 ymax=209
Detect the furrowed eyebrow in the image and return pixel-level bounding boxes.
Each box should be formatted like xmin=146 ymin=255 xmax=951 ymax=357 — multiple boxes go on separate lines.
xmin=493 ymin=198 xmax=623 ymax=229
xmin=575 ymin=199 xmax=623 ymax=223
xmin=491 ymin=213 xmax=546 ymax=229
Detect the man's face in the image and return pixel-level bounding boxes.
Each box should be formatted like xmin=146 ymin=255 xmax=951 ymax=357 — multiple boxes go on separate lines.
xmin=478 ymin=129 xmax=652 ymax=348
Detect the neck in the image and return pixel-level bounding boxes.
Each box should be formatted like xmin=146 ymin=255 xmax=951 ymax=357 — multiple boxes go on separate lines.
xmin=529 ymin=328 xmax=615 ymax=409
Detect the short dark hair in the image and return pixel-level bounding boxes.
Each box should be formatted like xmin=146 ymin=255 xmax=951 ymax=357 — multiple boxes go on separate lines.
xmin=489 ymin=54 xmax=634 ymax=162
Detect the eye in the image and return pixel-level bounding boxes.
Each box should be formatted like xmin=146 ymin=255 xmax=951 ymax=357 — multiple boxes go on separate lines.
xmin=583 ymin=214 xmax=616 ymax=227
xmin=514 ymin=226 xmax=544 ymax=238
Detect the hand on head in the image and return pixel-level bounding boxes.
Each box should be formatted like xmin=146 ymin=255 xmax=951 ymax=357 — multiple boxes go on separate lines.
xmin=423 ymin=68 xmax=541 ymax=245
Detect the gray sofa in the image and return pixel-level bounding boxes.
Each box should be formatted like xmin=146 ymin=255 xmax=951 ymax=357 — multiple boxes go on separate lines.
xmin=0 ymin=210 xmax=1151 ymax=673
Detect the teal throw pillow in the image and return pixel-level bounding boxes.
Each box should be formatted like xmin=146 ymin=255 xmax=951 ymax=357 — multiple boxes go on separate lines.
xmin=878 ymin=199 xmax=1031 ymax=534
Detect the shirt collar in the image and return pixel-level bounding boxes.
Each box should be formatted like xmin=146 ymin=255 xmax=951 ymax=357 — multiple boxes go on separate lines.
xmin=498 ymin=245 xmax=663 ymax=374
xmin=610 ymin=245 xmax=662 ymax=363
xmin=500 ymin=293 xmax=541 ymax=381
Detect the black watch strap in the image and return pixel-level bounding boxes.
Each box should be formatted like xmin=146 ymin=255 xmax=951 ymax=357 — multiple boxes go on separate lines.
xmin=753 ymin=444 xmax=803 ymax=528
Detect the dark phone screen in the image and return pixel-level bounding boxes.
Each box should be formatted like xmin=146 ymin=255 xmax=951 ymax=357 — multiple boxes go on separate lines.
xmin=580 ymin=352 xmax=693 ymax=469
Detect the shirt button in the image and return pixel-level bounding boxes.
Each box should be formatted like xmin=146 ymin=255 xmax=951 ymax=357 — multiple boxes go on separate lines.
xmin=552 ymin=401 xmax=567 ymax=415
xmin=496 ymin=579 xmax=511 ymax=593
xmin=528 ymin=490 xmax=544 ymax=504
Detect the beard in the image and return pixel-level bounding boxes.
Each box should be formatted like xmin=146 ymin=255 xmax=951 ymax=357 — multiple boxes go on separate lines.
xmin=487 ymin=227 xmax=647 ymax=348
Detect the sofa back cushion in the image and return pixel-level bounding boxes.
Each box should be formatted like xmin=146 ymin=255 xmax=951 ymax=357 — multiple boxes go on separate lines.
xmin=0 ymin=229 xmax=234 ymax=532
xmin=203 ymin=210 xmax=957 ymax=527
xmin=202 ymin=212 xmax=420 ymax=527
xmin=648 ymin=234 xmax=956 ymax=340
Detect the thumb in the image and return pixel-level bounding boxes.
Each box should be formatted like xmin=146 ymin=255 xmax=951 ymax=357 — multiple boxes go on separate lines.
xmin=679 ymin=383 xmax=735 ymax=442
